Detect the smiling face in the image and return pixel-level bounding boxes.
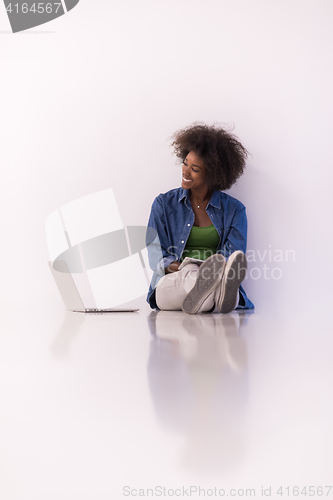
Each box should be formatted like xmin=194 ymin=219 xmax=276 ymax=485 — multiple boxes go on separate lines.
xmin=181 ymin=151 xmax=207 ymax=191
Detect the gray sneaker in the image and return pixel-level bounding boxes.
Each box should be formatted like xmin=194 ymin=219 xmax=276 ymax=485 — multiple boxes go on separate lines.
xmin=215 ymin=251 xmax=247 ymax=314
xmin=182 ymin=254 xmax=226 ymax=314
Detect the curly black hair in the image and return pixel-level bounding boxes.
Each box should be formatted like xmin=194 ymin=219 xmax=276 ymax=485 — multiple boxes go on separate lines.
xmin=171 ymin=123 xmax=249 ymax=191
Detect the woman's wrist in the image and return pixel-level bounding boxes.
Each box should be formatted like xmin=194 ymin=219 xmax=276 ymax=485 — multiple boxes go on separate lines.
xmin=165 ymin=261 xmax=181 ymax=274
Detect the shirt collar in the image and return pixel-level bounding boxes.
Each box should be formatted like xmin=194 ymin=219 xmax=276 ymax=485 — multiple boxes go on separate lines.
xmin=178 ymin=188 xmax=221 ymax=209
xmin=178 ymin=188 xmax=189 ymax=203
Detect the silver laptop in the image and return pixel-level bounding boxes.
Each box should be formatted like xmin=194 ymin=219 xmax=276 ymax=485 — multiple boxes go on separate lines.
xmin=48 ymin=262 xmax=138 ymax=313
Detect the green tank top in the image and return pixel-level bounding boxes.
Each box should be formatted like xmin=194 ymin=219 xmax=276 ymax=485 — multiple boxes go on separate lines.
xmin=181 ymin=224 xmax=220 ymax=261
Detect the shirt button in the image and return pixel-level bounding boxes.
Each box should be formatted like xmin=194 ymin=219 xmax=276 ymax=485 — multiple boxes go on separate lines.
xmin=187 ymin=224 xmax=190 ymax=226
xmin=181 ymin=240 xmax=184 ymax=244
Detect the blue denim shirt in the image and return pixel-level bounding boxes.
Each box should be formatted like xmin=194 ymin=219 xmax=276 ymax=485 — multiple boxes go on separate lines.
xmin=146 ymin=187 xmax=254 ymax=310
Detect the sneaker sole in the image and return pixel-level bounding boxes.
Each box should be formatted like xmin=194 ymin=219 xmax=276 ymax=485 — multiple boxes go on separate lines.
xmin=182 ymin=254 xmax=226 ymax=315
xmin=218 ymin=251 xmax=247 ymax=314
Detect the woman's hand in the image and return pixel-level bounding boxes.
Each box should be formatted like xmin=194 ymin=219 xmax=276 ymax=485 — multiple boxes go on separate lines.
xmin=165 ymin=261 xmax=181 ymax=274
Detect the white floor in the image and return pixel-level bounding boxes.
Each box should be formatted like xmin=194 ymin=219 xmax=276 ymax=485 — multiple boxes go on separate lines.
xmin=1 ymin=296 xmax=332 ymax=500
xmin=2 ymin=1 xmax=333 ymax=497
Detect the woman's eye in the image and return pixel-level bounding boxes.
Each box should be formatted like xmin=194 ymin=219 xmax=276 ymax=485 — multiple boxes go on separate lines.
xmin=183 ymin=161 xmax=198 ymax=173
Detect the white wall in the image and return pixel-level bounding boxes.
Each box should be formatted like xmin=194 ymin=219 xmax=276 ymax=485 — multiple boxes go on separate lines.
xmin=1 ymin=0 xmax=332 ymax=312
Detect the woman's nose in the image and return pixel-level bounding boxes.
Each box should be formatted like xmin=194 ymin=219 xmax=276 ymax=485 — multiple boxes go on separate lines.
xmin=183 ymin=164 xmax=190 ymax=176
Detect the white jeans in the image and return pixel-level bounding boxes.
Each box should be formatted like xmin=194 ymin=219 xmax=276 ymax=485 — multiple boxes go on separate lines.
xmin=156 ymin=263 xmax=239 ymax=313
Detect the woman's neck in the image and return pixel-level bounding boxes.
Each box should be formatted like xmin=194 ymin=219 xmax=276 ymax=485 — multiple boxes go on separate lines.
xmin=189 ymin=187 xmax=212 ymax=205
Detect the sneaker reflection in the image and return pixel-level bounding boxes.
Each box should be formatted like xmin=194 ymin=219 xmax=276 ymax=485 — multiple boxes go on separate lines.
xmin=147 ymin=311 xmax=250 ymax=473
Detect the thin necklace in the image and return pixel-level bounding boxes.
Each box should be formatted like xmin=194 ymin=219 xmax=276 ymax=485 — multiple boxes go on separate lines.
xmin=193 ymin=199 xmax=206 ymax=209
xmin=190 ymin=192 xmax=211 ymax=209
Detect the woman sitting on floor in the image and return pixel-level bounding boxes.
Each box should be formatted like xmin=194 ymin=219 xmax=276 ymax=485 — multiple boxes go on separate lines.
xmin=146 ymin=123 xmax=254 ymax=314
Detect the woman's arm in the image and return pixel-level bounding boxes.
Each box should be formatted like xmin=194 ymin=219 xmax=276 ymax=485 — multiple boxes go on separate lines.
xmin=146 ymin=196 xmax=179 ymax=275
xmin=221 ymin=207 xmax=248 ymax=258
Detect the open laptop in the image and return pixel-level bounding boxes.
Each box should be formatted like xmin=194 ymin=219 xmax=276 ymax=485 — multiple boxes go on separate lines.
xmin=48 ymin=262 xmax=138 ymax=313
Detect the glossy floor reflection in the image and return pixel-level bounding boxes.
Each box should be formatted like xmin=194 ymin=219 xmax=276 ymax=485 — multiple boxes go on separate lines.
xmin=1 ymin=300 xmax=332 ymax=499
xmin=147 ymin=312 xmax=249 ymax=473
